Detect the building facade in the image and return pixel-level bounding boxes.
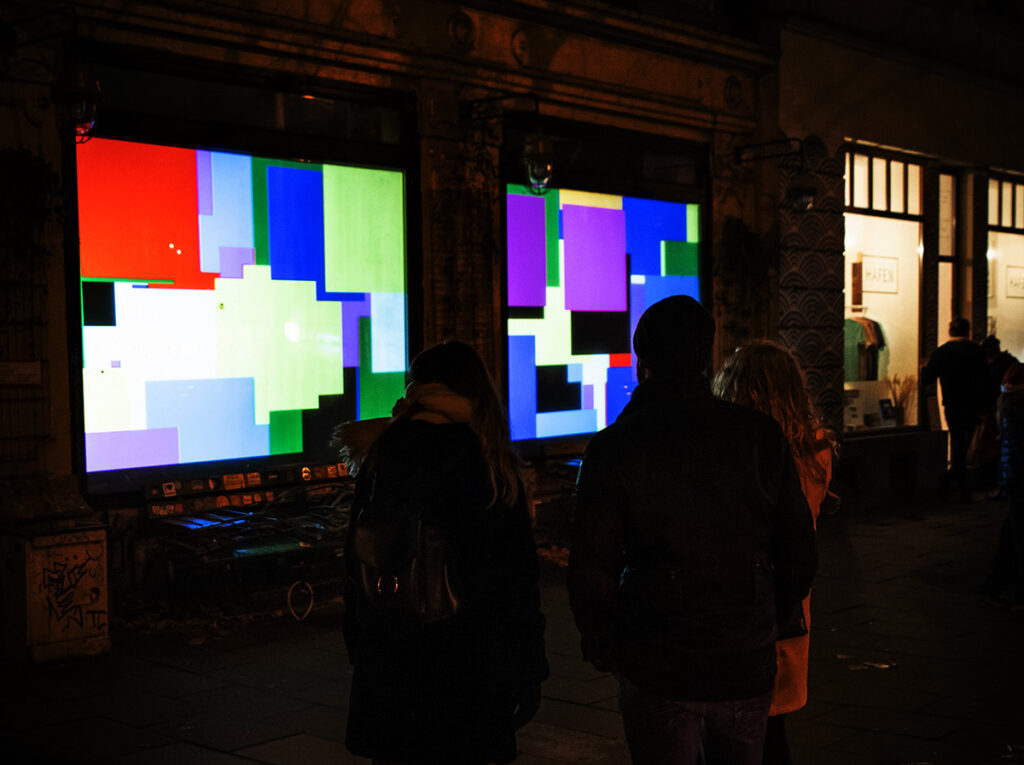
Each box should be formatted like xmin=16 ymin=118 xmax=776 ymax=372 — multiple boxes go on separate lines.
xmin=2 ymin=0 xmax=1024 ymax=540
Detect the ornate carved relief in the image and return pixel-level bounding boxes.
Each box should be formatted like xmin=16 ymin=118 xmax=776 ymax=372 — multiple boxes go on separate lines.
xmin=724 ymin=75 xmax=742 ymax=110
xmin=511 ymin=28 xmax=529 ymax=66
xmin=448 ymin=11 xmax=477 ymax=54
xmin=777 ymin=136 xmax=846 ymax=432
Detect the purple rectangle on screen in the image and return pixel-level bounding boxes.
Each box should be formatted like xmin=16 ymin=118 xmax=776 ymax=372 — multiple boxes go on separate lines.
xmin=196 ymin=150 xmax=213 ymax=215
xmin=86 ymin=427 xmax=180 ymax=472
xmin=507 ymin=194 xmax=548 ymax=307
xmin=583 ymin=384 xmax=594 ymax=411
xmin=343 ymin=295 xmax=371 ymax=367
xmin=219 ymin=246 xmax=256 ymax=279
xmin=563 ymin=205 xmax=626 ymax=311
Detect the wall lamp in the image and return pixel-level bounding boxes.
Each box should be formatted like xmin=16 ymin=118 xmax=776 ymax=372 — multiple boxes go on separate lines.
xmin=468 ymin=91 xmax=554 ymax=194
xmin=60 ymin=50 xmax=101 ymax=143
xmin=3 ymin=6 xmax=100 ymax=143
xmin=735 ymin=137 xmax=817 ymax=212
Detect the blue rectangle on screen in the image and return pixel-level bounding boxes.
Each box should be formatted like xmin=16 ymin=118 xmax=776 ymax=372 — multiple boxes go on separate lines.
xmin=623 ymin=197 xmax=687 ymax=276
xmin=508 ymin=335 xmax=538 ymax=440
xmin=643 ymin=275 xmax=700 ymax=305
xmin=606 ymin=365 xmax=637 ymax=425
xmin=146 ymin=377 xmax=269 ymax=463
xmin=267 ymin=166 xmax=325 ymax=283
xmin=536 ymin=409 xmax=597 ymax=439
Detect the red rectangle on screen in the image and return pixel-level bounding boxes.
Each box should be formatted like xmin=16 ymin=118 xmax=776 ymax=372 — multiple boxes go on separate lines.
xmin=77 ymin=138 xmax=214 ymax=290
xmin=609 ymin=353 xmax=632 ymax=368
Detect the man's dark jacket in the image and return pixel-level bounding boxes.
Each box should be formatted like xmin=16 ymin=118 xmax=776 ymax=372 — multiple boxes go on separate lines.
xmin=922 ymin=338 xmax=989 ymax=424
xmin=568 ymin=377 xmax=818 ymax=702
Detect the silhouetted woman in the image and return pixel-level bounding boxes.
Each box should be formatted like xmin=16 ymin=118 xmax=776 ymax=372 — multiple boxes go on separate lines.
xmin=713 ymin=341 xmax=836 ymax=765
xmin=336 ymin=340 xmax=548 ymax=765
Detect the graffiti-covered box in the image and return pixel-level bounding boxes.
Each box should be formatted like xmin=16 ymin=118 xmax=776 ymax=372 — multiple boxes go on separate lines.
xmin=1 ymin=524 xmax=111 ymax=662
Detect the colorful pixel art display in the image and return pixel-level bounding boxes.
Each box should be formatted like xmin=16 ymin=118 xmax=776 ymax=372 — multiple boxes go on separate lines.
xmin=77 ymin=137 xmax=407 ymax=473
xmin=506 ymin=185 xmax=700 ymax=441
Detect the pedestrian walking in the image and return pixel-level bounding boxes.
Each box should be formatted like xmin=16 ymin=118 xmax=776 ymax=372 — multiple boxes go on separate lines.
xmin=569 ymin=296 xmax=818 ymax=765
xmin=337 ymin=341 xmax=548 ymax=765
xmin=984 ymin=361 xmax=1024 ymax=609
xmin=713 ymin=341 xmax=837 ymax=765
xmin=921 ymin=318 xmax=989 ymax=501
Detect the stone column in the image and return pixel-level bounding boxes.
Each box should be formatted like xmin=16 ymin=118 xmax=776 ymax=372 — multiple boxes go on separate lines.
xmin=777 ymin=137 xmax=846 ymax=433
xmin=418 ymin=85 xmax=504 ymax=378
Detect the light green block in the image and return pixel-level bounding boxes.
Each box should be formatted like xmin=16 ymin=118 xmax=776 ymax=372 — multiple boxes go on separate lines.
xmin=687 ymin=204 xmax=700 ymax=243
xmin=216 ymin=266 xmax=343 ymax=425
xmin=323 ymin=166 xmax=406 ymax=294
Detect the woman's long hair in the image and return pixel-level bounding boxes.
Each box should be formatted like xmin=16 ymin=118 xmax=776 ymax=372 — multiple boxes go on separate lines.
xmin=712 ymin=340 xmax=836 ymax=485
xmin=402 ymin=341 xmax=520 ymax=506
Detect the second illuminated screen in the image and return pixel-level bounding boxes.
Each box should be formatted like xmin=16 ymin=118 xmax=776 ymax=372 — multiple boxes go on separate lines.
xmin=507 ymin=186 xmax=700 ymax=440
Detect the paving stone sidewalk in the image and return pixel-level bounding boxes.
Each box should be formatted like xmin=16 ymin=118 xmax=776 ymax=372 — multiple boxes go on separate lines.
xmin=2 ymin=496 xmax=1022 ymax=764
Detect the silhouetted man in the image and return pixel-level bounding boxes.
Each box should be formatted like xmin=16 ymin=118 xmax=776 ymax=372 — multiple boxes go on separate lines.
xmin=568 ymin=296 xmax=817 ymax=764
xmin=922 ymin=317 xmax=989 ymax=500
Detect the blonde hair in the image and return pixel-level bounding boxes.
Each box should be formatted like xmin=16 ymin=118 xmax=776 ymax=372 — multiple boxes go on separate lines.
xmin=712 ymin=340 xmax=836 ymax=485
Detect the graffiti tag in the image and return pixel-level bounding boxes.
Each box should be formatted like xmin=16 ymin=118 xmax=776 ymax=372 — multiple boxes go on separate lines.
xmin=42 ymin=551 xmax=103 ymax=632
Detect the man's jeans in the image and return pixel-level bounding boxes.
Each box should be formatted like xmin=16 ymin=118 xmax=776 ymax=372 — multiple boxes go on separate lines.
xmin=618 ymin=673 xmax=771 ymax=765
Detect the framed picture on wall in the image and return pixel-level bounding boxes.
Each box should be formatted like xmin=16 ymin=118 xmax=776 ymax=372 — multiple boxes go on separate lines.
xmin=862 ymin=255 xmax=898 ymax=294
xmin=1006 ymin=266 xmax=1024 ymax=298
xmin=879 ymin=398 xmax=894 ymax=420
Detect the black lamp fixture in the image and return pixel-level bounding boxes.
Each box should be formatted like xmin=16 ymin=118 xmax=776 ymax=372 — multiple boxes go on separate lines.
xmin=4 ymin=6 xmax=100 ymax=142
xmin=521 ymin=131 xmax=555 ymax=192
xmin=735 ymin=137 xmax=817 ymax=212
xmin=468 ymin=91 xmax=554 ymax=194
xmin=59 ymin=49 xmax=101 ymax=143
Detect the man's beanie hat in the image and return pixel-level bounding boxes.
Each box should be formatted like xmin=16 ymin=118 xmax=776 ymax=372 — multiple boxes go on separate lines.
xmin=632 ymin=295 xmax=715 ymax=377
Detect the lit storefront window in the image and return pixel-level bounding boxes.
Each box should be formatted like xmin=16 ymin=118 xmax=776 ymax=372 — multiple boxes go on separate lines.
xmin=987 ymin=175 xmax=1024 ymax=360
xmin=843 ymin=151 xmax=922 ymax=431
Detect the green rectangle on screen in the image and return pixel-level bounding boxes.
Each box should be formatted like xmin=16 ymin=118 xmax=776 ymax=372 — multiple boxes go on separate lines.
xmin=251 ymin=158 xmax=270 ymax=266
xmin=323 ymin=165 xmax=406 ymax=294
xmin=662 ymin=241 xmax=700 ymax=277
xmin=545 ymin=189 xmax=560 ymax=287
xmin=269 ymin=409 xmax=304 ymax=454
xmin=687 ymin=204 xmax=700 ymax=243
xmin=358 ymin=317 xmax=405 ymax=419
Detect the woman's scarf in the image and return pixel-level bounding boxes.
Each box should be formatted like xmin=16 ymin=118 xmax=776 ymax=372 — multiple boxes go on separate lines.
xmin=331 ymin=382 xmax=473 ymax=476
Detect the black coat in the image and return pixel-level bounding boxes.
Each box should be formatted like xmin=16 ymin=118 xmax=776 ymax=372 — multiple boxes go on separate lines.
xmin=922 ymin=339 xmax=989 ymax=425
xmin=343 ymin=419 xmax=548 ymax=764
xmin=568 ymin=377 xmax=817 ymax=702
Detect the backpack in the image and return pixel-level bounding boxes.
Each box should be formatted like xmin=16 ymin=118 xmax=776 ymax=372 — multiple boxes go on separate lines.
xmin=348 ymin=470 xmax=461 ymax=625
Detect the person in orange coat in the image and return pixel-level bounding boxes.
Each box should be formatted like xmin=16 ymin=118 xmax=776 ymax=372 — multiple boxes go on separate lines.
xmin=713 ymin=341 xmax=836 ymax=765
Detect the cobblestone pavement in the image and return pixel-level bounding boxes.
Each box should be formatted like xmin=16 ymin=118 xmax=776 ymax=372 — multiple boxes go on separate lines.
xmin=2 ymin=495 xmax=1022 ymax=764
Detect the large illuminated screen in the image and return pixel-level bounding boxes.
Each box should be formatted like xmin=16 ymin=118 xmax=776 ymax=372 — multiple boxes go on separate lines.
xmin=77 ymin=137 xmax=407 ymax=473
xmin=506 ymin=185 xmax=700 ymax=441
